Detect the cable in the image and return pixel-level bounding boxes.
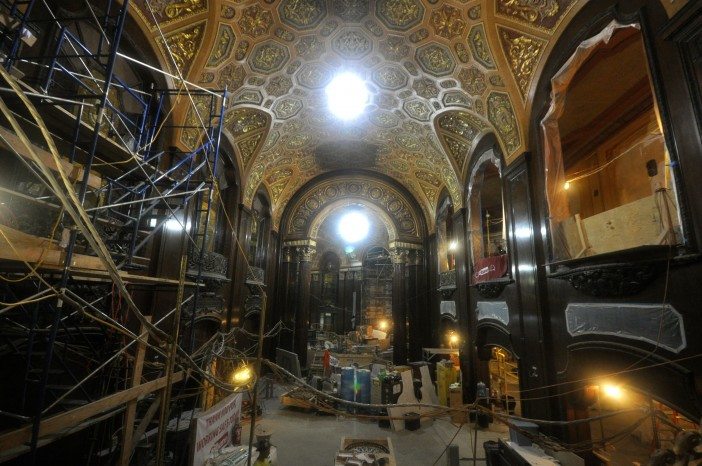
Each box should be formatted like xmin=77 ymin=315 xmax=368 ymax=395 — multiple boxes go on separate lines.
xmin=432 ymin=423 xmax=463 ymax=466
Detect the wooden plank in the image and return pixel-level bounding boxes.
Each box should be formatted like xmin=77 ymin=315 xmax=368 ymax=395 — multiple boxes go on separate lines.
xmin=0 ymin=125 xmax=102 ymax=189
xmin=128 ymin=394 xmax=162 ymax=457
xmin=119 ymin=318 xmax=150 ymax=466
xmin=0 ymin=371 xmax=185 ymax=453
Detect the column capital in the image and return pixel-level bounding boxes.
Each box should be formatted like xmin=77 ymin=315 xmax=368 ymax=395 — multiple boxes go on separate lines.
xmin=389 ymin=248 xmax=408 ymax=265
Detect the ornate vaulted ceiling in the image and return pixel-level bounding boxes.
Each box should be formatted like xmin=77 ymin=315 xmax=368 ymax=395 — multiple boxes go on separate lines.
xmin=129 ymin=0 xmax=590 ymax=230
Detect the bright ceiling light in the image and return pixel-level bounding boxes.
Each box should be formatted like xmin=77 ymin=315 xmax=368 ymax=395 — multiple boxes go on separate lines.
xmin=325 ymin=72 xmax=369 ymax=120
xmin=338 ymin=211 xmax=369 ymax=244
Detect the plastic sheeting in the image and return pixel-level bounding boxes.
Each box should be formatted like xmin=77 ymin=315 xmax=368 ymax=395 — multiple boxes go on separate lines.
xmin=476 ymin=301 xmax=510 ymax=326
xmin=440 ymin=300 xmax=457 ymax=319
xmin=565 ymin=303 xmax=686 ymax=353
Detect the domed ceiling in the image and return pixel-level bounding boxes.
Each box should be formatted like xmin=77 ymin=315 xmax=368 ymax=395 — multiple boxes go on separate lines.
xmin=129 ymin=0 xmax=591 ymax=229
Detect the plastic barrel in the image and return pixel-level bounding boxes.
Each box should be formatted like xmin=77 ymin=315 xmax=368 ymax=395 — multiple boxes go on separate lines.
xmin=340 ymin=367 xmax=355 ymax=402
xmin=356 ymin=369 xmax=371 ymax=404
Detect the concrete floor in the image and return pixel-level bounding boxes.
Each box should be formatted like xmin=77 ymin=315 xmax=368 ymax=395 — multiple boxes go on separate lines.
xmin=241 ymin=386 xmax=509 ymax=466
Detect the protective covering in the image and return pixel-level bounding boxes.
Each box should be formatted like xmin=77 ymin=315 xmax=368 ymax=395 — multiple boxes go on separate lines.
xmin=540 ymin=21 xmax=683 ymax=260
xmin=476 ymin=301 xmax=510 ymax=326
xmin=565 ymin=303 xmax=686 ymax=353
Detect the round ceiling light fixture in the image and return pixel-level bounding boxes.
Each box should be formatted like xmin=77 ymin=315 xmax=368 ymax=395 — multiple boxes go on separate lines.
xmin=338 ymin=211 xmax=370 ymax=244
xmin=325 ymin=72 xmax=369 ymax=121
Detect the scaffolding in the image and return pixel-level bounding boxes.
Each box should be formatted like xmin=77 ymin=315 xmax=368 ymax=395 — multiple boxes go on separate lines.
xmin=0 ymin=0 xmax=232 ymax=464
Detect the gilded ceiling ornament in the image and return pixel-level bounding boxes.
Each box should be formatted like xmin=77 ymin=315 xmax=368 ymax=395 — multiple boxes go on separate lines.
xmin=333 ymin=0 xmax=369 ymax=21
xmin=454 ymin=43 xmax=470 ymax=63
xmin=238 ymin=133 xmax=264 ymax=168
xmin=442 ymin=135 xmax=470 ymax=169
xmin=475 ymin=98 xmax=485 ymax=115
xmin=217 ymin=63 xmax=246 ymax=90
xmin=270 ymin=179 xmax=291 ymax=203
xmin=376 ymin=0 xmax=425 ymax=31
xmin=206 ymin=24 xmax=234 ymax=67
xmin=238 ymin=4 xmax=273 ymax=38
xmin=375 ymin=93 xmax=399 ymax=109
xmin=267 ymin=168 xmax=294 ymax=185
xmin=409 ymin=28 xmax=429 ymax=43
xmin=396 ymin=131 xmax=423 ymax=149
xmin=279 ymin=0 xmax=327 ymax=30
xmin=164 ymin=0 xmax=203 ymax=19
xmin=286 ymin=60 xmax=302 ymax=74
xmin=489 ymin=75 xmax=505 ymax=87
xmin=235 ymin=40 xmax=249 ymax=61
xmin=199 ymin=71 xmax=214 ymax=83
xmin=158 ymin=22 xmax=204 ymax=75
xmin=180 ymin=94 xmax=209 ymax=148
xmin=457 ymin=66 xmax=487 ymax=96
xmin=275 ymin=28 xmax=296 ymax=42
xmin=499 ymin=28 xmax=545 ymax=100
xmin=364 ymin=19 xmax=383 ymax=37
xmin=412 ymin=77 xmax=439 ymax=99
xmin=368 ymin=110 xmax=400 ymax=128
xmin=497 ymin=0 xmax=559 ymax=27
xmin=442 ymin=90 xmax=472 ymax=108
xmin=295 ymin=35 xmax=326 ymax=60
xmin=296 ymin=62 xmax=333 ymax=89
xmin=262 ymin=131 xmax=280 ymax=151
xmin=249 ymin=76 xmax=266 ymax=86
xmin=430 ymin=5 xmax=466 ymax=40
xmin=418 ymin=182 xmax=438 ymax=204
xmin=438 ymin=111 xmax=486 ymax=140
xmin=379 ymin=35 xmax=409 ymax=61
xmin=273 ymin=98 xmax=303 ymax=119
xmin=403 ymin=99 xmax=433 ymax=121
xmin=440 ymin=79 xmax=457 ymax=89
xmin=221 ymin=4 xmax=235 ymax=19
xmin=266 ymin=75 xmax=293 ymax=97
xmin=248 ymin=40 xmax=290 ymax=73
xmin=415 ymin=170 xmax=442 ymax=187
xmin=468 ymin=5 xmax=481 ymax=20
xmin=487 ymin=92 xmax=520 ymax=154
xmin=415 ymin=43 xmax=455 ymax=77
xmin=372 ymin=64 xmax=409 ymax=90
xmin=233 ymin=88 xmax=263 ymax=105
xmin=224 ymin=108 xmax=268 ymax=137
xmin=319 ymin=19 xmax=339 ymax=36
xmin=403 ymin=61 xmax=419 ymax=76
xmin=332 ymin=29 xmax=372 ymax=59
xmin=468 ymin=24 xmax=496 ymax=70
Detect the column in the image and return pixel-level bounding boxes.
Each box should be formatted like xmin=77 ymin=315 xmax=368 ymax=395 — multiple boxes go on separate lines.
xmin=406 ymin=249 xmax=424 ymax=362
xmin=294 ymin=244 xmax=315 ymax=367
xmin=390 ymin=247 xmax=408 ymax=365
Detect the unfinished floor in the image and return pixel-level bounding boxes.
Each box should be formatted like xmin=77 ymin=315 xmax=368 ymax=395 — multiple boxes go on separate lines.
xmin=241 ymin=386 xmax=508 ymax=465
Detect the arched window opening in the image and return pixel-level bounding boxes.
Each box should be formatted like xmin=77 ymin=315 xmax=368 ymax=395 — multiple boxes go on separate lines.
xmin=542 ymin=23 xmax=684 ymax=261
xmin=467 ymin=149 xmax=508 ymax=284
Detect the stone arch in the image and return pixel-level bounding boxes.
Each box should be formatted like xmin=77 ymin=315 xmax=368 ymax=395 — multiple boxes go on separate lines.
xmin=308 ymin=198 xmax=399 ymax=242
xmin=281 ymin=170 xmax=427 ymax=243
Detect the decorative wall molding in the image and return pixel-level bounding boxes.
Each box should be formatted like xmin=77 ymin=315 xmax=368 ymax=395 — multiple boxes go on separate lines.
xmin=550 ymin=263 xmax=658 ymax=297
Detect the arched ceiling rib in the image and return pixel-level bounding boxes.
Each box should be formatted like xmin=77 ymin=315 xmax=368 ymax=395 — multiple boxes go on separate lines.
xmin=128 ymin=0 xmax=604 ymax=229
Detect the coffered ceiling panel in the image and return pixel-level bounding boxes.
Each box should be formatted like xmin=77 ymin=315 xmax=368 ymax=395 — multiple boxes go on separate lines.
xmin=129 ymin=0 xmax=589 ymax=231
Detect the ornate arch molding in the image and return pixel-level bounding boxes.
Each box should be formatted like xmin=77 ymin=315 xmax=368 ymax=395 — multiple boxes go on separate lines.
xmin=464 ymin=132 xmax=506 ymax=187
xmin=308 ymin=199 xmax=399 ymax=242
xmin=280 ymin=170 xmax=427 ymax=243
xmin=476 ymin=321 xmax=517 ymax=361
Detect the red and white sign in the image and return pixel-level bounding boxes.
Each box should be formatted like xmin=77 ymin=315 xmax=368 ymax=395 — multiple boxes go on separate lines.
xmin=190 ymin=392 xmax=242 ymax=466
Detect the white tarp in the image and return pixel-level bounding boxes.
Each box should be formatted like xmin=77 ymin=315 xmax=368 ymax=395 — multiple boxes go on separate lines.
xmin=191 ymin=392 xmax=242 ymax=466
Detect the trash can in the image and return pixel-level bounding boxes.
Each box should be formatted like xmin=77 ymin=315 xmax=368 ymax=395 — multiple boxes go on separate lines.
xmin=403 ymin=412 xmax=420 ymax=431
xmin=483 ymin=440 xmax=500 ymax=466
